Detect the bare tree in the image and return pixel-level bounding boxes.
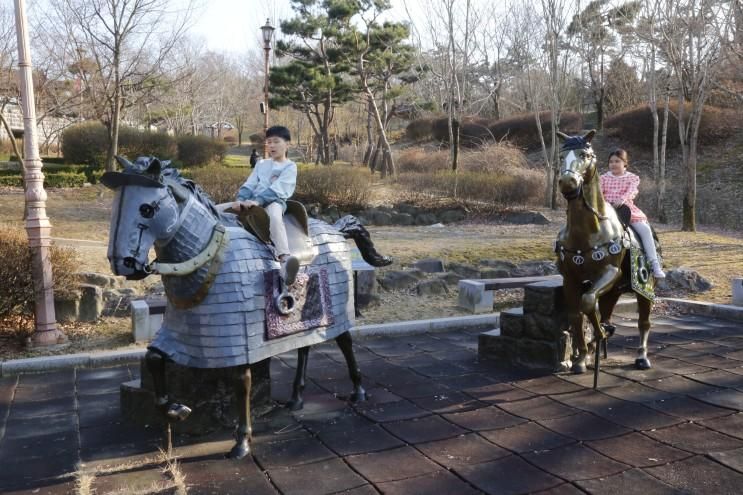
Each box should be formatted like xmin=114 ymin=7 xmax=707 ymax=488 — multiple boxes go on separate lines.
xmin=43 ymin=0 xmax=195 ymax=171
xmin=654 ymin=0 xmax=734 ymax=231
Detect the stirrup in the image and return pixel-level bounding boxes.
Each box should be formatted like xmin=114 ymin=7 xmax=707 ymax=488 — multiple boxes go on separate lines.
xmin=280 ymin=255 xmax=299 ymax=287
xmin=166 ymin=403 xmax=192 ymax=422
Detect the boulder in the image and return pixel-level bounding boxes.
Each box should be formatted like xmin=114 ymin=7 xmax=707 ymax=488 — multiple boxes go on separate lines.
xmin=479 ymin=259 xmax=518 ymax=271
xmin=370 ymin=210 xmax=393 ymax=226
xmin=54 ymin=291 xmax=81 ymax=322
xmin=391 ymin=213 xmax=415 ymax=226
xmin=324 ymin=205 xmax=341 ymax=222
xmin=439 ymin=208 xmax=467 ymax=224
xmin=78 ymin=272 xmax=119 ymax=288
xmin=416 ymin=279 xmax=449 ymax=296
xmin=447 ymin=262 xmax=480 ymax=278
xmin=307 ymin=203 xmax=321 ymax=217
xmin=664 ymin=267 xmax=713 ymax=293
xmin=412 ymin=258 xmax=446 ymax=273
xmin=396 ymin=203 xmax=419 ymax=215
xmin=415 ymin=213 xmax=439 ymax=225
xmin=79 ymin=284 xmax=103 ymax=322
xmin=502 ymin=210 xmax=550 ymax=225
xmin=511 ymin=260 xmax=559 ymax=277
xmin=378 ymin=270 xmax=420 ymax=291
xmin=480 ymin=269 xmax=511 ymax=279
xmin=436 ymin=272 xmax=464 ymax=285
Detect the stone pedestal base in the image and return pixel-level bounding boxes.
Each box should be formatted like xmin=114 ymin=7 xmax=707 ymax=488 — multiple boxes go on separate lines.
xmin=121 ymin=358 xmax=272 ymax=435
xmin=478 ymin=279 xmax=580 ymax=371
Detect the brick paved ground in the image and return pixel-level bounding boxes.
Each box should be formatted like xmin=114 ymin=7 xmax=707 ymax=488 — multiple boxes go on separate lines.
xmin=2 ymin=310 xmax=743 ymax=494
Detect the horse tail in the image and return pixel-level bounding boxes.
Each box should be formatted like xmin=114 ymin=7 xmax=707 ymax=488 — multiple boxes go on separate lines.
xmin=333 ymin=215 xmax=393 ymax=267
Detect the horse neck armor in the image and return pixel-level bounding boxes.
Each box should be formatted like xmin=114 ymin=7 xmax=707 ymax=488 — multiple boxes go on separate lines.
xmin=155 ymin=195 xmax=228 ymax=308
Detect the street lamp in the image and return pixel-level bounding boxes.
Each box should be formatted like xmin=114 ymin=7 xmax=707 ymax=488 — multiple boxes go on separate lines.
xmin=13 ymin=0 xmax=64 ymax=345
xmin=260 ymin=18 xmax=275 ymax=158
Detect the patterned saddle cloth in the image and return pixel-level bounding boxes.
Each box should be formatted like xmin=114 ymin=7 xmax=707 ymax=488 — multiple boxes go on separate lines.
xmin=626 ymin=228 xmax=657 ymax=302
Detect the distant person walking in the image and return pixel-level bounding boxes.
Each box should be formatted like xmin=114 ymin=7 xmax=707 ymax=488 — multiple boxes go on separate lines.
xmin=249 ymin=148 xmax=259 ymax=168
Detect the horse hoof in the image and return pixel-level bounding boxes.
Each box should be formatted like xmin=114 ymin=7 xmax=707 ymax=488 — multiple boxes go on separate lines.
xmin=286 ymin=399 xmax=304 ymax=411
xmin=349 ymin=390 xmax=368 ymax=403
xmin=571 ymin=362 xmax=587 ymax=374
xmin=166 ymin=403 xmax=192 ymax=422
xmin=226 ymin=442 xmax=250 ymax=460
xmin=635 ymin=358 xmax=652 ymax=370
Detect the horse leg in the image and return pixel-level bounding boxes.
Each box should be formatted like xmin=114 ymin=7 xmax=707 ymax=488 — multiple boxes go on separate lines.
xmin=580 ymin=265 xmax=621 ymax=387
xmin=598 ymin=290 xmax=622 ymax=358
xmin=336 ymin=331 xmax=368 ymax=402
xmin=228 ymin=365 xmax=252 ymax=459
xmin=145 ymin=349 xmax=191 ymax=421
xmin=635 ymin=295 xmax=653 ymax=369
xmin=286 ymin=346 xmax=309 ymax=411
xmin=562 ymin=279 xmax=588 ymax=373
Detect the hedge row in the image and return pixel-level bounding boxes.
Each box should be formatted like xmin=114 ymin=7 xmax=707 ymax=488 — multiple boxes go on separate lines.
xmin=61 ymin=122 xmax=227 ymax=168
xmin=0 ymin=170 xmax=105 ymax=188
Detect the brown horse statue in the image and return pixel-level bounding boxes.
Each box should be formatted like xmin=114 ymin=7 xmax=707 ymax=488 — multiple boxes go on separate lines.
xmin=555 ymin=130 xmax=657 ymax=387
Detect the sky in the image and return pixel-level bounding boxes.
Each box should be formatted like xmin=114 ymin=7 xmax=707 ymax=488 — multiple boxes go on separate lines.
xmin=189 ymin=0 xmax=418 ymax=55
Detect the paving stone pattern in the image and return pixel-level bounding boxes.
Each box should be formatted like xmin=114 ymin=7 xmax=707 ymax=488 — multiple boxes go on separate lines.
xmin=2 ymin=312 xmax=743 ymax=493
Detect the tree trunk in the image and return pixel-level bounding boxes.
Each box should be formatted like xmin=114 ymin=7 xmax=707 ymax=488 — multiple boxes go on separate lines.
xmin=105 ymin=97 xmax=121 ymax=172
xmin=451 ymin=118 xmax=460 ymax=173
xmin=363 ymin=97 xmax=374 ymax=170
xmin=658 ymin=93 xmax=669 ymax=223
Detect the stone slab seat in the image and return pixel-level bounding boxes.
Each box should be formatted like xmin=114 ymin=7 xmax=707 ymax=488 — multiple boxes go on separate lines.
xmin=458 ymin=275 xmax=563 ymax=314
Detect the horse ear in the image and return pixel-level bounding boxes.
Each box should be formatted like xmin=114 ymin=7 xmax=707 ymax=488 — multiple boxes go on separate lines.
xmin=556 ymin=131 xmax=570 ymax=141
xmin=145 ymin=157 xmax=162 ymax=175
xmin=584 ymin=130 xmax=597 ymax=143
xmin=115 ymin=155 xmax=134 ymax=170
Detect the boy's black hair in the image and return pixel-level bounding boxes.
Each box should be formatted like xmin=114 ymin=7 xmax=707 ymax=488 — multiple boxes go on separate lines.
xmin=266 ymin=125 xmax=291 ymax=142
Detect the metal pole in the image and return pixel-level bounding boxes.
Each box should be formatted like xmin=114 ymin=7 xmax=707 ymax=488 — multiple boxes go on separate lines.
xmin=263 ymin=45 xmax=270 ymax=158
xmin=14 ymin=0 xmax=64 ymax=346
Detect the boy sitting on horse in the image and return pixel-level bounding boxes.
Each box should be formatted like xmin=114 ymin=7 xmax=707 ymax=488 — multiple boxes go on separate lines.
xmin=233 ymin=125 xmax=300 ymax=286
xmin=600 ymin=148 xmax=665 ymax=279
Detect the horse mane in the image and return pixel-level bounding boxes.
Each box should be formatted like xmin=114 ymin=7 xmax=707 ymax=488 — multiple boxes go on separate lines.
xmin=161 ymin=166 xmax=224 ymax=221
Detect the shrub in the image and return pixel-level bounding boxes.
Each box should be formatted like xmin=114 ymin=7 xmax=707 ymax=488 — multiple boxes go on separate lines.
xmin=0 ymin=175 xmax=23 ymax=187
xmin=223 ymin=135 xmax=237 ymax=144
xmin=62 ymin=122 xmax=177 ymax=166
xmin=405 ymin=118 xmax=435 ymax=141
xmin=184 ymin=165 xmax=246 ymax=204
xmin=431 ymin=117 xmax=493 ymax=147
xmin=427 ymin=112 xmax=583 ymax=149
xmin=61 ymin=121 xmax=109 ymax=166
xmin=487 ymin=112 xmax=583 ymax=149
xmin=177 ymin=135 xmax=228 ymax=168
xmin=396 ymin=169 xmax=545 ymax=207
xmin=394 ymin=143 xmax=544 ymax=206
xmin=294 ymin=164 xmax=372 ymax=209
xmin=117 ymin=127 xmax=177 ymax=160
xmin=604 ymin=103 xmax=741 ymax=149
xmin=0 ymin=171 xmax=88 ymax=188
xmin=0 ymin=226 xmax=80 ymax=326
xmin=396 ymin=142 xmax=529 ymax=174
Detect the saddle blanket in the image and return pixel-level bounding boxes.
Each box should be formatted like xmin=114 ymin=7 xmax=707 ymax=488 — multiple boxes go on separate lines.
xmin=264 ymin=267 xmax=335 ymax=340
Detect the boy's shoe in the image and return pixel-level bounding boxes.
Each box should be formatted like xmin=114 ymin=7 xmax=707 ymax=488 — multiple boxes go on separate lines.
xmin=651 ymin=260 xmax=666 ymax=279
xmin=280 ymin=255 xmax=300 ymax=287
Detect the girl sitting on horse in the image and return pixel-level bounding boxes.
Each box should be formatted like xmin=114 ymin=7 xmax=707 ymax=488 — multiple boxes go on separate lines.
xmin=599 ymin=148 xmax=665 ymax=279
xmin=234 ymin=125 xmax=300 ymax=286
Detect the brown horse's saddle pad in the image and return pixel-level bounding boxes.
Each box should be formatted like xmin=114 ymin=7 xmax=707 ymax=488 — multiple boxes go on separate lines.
xmin=234 ymin=200 xmax=314 ymax=264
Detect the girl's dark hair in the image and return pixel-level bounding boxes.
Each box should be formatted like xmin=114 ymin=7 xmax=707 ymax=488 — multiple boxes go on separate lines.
xmin=608 ymin=148 xmax=629 ymax=167
xmin=266 ymin=125 xmax=291 ymax=142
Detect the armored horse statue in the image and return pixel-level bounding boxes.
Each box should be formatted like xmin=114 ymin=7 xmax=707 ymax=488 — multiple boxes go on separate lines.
xmin=102 ymin=156 xmax=391 ymax=459
xmin=555 ymin=131 xmax=659 ymax=388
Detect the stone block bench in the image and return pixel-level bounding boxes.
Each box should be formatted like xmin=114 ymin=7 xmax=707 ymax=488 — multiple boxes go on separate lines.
xmin=458 ymin=275 xmax=563 ymax=314
xmin=131 ymin=297 xmax=167 ymax=342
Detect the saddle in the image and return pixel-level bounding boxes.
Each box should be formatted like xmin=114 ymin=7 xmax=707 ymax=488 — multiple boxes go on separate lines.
xmin=233 ymin=200 xmax=314 ymax=264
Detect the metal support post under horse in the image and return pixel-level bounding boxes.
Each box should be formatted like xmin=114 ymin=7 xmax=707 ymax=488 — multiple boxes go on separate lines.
xmin=593 ymin=337 xmax=601 ymax=389
xmin=14 ymin=0 xmax=65 ymax=345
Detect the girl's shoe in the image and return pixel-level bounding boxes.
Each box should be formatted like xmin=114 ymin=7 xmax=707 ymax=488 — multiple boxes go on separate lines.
xmin=651 ymin=260 xmax=666 ymax=279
